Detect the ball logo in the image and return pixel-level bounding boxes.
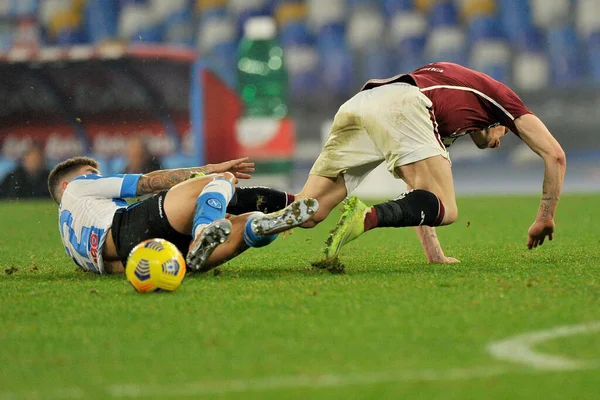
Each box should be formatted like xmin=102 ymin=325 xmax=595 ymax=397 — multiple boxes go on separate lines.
xmin=134 ymin=259 xmax=151 ymax=281
xmin=207 ymin=198 xmax=222 ymax=209
xmin=161 ymin=259 xmax=180 ymax=276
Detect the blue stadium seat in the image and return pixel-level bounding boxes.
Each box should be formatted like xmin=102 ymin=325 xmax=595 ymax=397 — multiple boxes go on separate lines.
xmin=380 ymin=0 xmax=414 ymax=15
xmin=497 ymin=0 xmax=537 ymax=51
xmin=162 ymin=4 xmax=194 ymax=46
xmin=317 ymin=23 xmax=353 ymax=96
xmin=85 ymin=0 xmax=119 ymax=42
xmin=429 ymin=1 xmax=458 ymax=27
xmin=346 ymin=4 xmax=385 ymax=51
xmin=307 ymin=0 xmax=345 ymax=38
xmin=470 ymin=39 xmax=512 ymax=82
xmin=196 ymin=15 xmax=236 ymax=54
xmin=285 ymin=45 xmax=320 ymax=98
xmin=468 ymin=14 xmax=505 ymax=43
xmin=547 ymin=25 xmax=585 ymax=85
xmin=587 ymin=31 xmax=600 ymax=83
xmin=426 ymin=26 xmax=467 ymax=65
xmin=280 ymin=21 xmax=312 ymax=47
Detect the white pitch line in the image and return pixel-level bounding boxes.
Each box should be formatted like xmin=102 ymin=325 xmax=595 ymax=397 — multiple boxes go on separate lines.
xmin=4 ymin=321 xmax=600 ymax=399
xmin=107 ymin=366 xmax=510 ymax=398
xmin=487 ymin=321 xmax=600 ymax=370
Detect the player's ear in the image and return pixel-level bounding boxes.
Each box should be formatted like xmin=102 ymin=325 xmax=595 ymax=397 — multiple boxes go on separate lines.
xmin=61 ymin=181 xmax=69 ymax=191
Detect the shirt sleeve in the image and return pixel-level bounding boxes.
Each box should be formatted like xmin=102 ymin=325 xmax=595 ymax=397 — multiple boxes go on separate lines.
xmin=68 ymin=174 xmax=141 ymax=198
xmin=492 ymin=82 xmax=533 ymax=135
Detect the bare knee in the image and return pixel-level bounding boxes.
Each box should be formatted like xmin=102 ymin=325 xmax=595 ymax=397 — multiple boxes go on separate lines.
xmin=441 ymin=203 xmax=458 ymax=225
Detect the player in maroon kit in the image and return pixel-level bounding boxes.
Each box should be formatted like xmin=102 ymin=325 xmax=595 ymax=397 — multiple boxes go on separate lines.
xmin=292 ymin=62 xmax=566 ymax=263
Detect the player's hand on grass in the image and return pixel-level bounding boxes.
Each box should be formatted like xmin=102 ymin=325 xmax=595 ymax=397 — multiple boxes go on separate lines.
xmin=429 ymin=256 xmax=460 ymax=264
xmin=527 ymin=219 xmax=555 ymax=249
xmin=211 ymin=157 xmax=255 ymax=179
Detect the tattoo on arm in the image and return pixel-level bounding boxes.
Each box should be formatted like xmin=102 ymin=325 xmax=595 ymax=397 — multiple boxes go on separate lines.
xmin=136 ymin=167 xmax=210 ymax=195
xmin=540 ymin=203 xmax=550 ymax=219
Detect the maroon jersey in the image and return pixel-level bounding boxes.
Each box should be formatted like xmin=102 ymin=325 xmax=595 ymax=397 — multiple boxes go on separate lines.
xmin=361 ymin=62 xmax=532 ymax=146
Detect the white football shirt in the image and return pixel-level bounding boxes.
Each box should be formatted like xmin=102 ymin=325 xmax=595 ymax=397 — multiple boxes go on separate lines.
xmin=58 ymin=173 xmax=141 ymax=274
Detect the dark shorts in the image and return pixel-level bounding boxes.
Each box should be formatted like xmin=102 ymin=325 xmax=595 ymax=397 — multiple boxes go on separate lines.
xmin=111 ymin=190 xmax=192 ymax=262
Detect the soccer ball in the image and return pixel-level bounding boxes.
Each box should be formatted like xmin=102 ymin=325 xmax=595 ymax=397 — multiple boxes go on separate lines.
xmin=126 ymin=239 xmax=186 ymax=293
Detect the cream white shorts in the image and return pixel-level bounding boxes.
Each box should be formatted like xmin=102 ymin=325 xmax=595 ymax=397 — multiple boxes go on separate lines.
xmin=310 ymin=83 xmax=450 ymax=194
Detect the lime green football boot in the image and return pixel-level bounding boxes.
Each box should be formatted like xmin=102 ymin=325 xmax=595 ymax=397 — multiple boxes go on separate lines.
xmin=324 ymin=196 xmax=370 ymax=259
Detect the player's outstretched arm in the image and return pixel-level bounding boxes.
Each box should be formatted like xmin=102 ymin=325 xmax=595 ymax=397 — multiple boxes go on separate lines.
xmin=414 ymin=225 xmax=460 ymax=264
xmin=136 ymin=157 xmax=255 ymax=195
xmin=514 ymin=114 xmax=566 ymax=249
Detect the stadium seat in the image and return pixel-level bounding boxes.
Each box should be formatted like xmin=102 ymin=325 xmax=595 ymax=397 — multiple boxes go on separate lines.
xmin=280 ymin=21 xmax=312 ymax=47
xmin=118 ymin=2 xmax=159 ymax=42
xmin=346 ymin=4 xmax=385 ymax=51
xmin=274 ymin=2 xmax=307 ymax=28
xmin=426 ymin=26 xmax=467 ymax=65
xmin=470 ymin=39 xmax=512 ymax=82
xmin=228 ymin=0 xmax=268 ymax=15
xmin=530 ymin=0 xmax=570 ymax=28
xmin=467 ymin=14 xmax=505 ymax=43
xmin=317 ymin=23 xmax=353 ymax=97
xmin=196 ymin=15 xmax=236 ymax=52
xmin=84 ymin=0 xmax=119 ymax=42
xmin=459 ymin=0 xmax=495 ymax=19
xmin=381 ymin=0 xmax=414 ymax=15
xmin=587 ymin=30 xmax=600 ymax=83
xmin=497 ymin=0 xmax=538 ymax=51
xmin=390 ymin=10 xmax=426 ymax=71
xmin=307 ymin=0 xmax=346 ymax=35
xmin=161 ymin=2 xmax=194 ymax=46
xmin=285 ymin=44 xmax=319 ymax=99
xmin=429 ymin=1 xmax=458 ymax=27
xmin=513 ymin=51 xmax=550 ymax=91
xmin=547 ymin=25 xmax=585 ymax=85
xmin=575 ymin=0 xmax=600 ymax=39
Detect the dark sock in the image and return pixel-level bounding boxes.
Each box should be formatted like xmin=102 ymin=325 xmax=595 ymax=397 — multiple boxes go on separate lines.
xmin=226 ymin=186 xmax=292 ymax=215
xmin=368 ymin=189 xmax=445 ymax=229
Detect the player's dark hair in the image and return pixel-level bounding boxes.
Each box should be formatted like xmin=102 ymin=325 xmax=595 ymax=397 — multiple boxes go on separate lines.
xmin=47 ymin=157 xmax=99 ymax=203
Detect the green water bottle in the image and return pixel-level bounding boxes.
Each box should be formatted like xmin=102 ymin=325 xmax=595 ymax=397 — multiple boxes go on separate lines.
xmin=236 ymin=16 xmax=289 ymax=118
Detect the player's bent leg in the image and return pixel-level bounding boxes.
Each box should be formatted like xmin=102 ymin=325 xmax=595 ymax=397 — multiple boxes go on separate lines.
xmin=394 ymin=155 xmax=458 ymax=225
xmin=164 ymin=172 xmax=237 ymax=235
xmin=190 ymin=198 xmax=319 ymax=272
xmin=324 ymin=156 xmax=457 ymax=259
xmin=295 ymin=174 xmax=346 ymax=227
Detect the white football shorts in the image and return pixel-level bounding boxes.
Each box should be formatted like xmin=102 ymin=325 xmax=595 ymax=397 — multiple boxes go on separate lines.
xmin=310 ymin=82 xmax=450 ymax=194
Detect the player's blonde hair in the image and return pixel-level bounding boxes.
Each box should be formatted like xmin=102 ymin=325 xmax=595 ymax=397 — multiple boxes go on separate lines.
xmin=47 ymin=157 xmax=99 ymax=203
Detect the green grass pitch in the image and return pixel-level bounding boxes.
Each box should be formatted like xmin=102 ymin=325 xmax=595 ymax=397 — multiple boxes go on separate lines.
xmin=1 ymin=194 xmax=599 ymax=399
